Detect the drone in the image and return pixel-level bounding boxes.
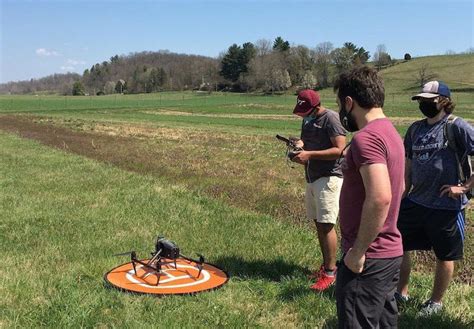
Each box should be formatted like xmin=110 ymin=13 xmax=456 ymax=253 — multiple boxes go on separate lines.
xmin=276 ymin=134 xmax=303 ymax=161
xmin=114 ymin=236 xmax=205 ymax=286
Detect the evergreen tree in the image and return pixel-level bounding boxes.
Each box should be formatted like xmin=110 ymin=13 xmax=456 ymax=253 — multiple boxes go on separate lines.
xmin=220 ymin=44 xmax=242 ymax=82
xmin=273 ymin=37 xmax=290 ymax=52
xmin=72 ymin=81 xmax=85 ymax=95
xmin=220 ymin=43 xmax=256 ymax=83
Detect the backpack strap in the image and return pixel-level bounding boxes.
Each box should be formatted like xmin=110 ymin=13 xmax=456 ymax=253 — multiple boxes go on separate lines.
xmin=444 ymin=114 xmax=465 ymax=182
xmin=444 ymin=114 xmax=473 ymax=192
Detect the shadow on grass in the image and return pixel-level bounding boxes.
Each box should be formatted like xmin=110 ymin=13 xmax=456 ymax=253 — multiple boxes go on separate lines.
xmin=215 ymin=255 xmax=311 ymax=282
xmin=318 ymin=313 xmax=471 ymax=329
xmin=398 ymin=313 xmax=471 ymax=329
xmin=321 ymin=317 xmax=338 ymax=329
xmin=279 ymin=282 xmax=337 ymax=303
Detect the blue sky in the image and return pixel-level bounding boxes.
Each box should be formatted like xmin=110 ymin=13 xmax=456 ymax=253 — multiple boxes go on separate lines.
xmin=1 ymin=0 xmax=473 ymax=83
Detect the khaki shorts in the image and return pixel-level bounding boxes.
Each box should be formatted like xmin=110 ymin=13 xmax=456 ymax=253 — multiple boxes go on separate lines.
xmin=305 ymin=176 xmax=343 ymax=224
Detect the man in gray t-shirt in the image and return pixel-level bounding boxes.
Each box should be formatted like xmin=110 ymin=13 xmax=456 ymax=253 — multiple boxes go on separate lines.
xmin=292 ymin=89 xmax=347 ymax=291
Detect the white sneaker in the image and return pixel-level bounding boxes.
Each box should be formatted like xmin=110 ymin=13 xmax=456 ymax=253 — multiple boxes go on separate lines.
xmin=418 ymin=299 xmax=443 ymax=317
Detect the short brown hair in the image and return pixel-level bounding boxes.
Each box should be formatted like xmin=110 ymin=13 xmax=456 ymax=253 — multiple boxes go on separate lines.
xmin=334 ymin=66 xmax=385 ymax=109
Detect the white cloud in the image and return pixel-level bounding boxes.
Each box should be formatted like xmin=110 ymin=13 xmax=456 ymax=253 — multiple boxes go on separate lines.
xmin=60 ymin=66 xmax=75 ymax=71
xmin=67 ymin=59 xmax=86 ymax=65
xmin=36 ymin=48 xmax=61 ymax=57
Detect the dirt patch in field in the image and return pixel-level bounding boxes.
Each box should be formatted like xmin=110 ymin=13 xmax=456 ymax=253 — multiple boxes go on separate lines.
xmin=227 ymin=103 xmax=289 ymax=110
xmin=0 ymin=114 xmax=302 ymax=219
xmin=141 ymin=110 xmax=296 ymax=121
xmin=0 ymin=114 xmax=472 ymax=284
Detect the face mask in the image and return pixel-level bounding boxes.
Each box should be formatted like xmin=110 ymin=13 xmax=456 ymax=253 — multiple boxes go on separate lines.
xmin=419 ymin=101 xmax=440 ymax=118
xmin=339 ymin=101 xmax=358 ymax=132
xmin=303 ymin=114 xmax=315 ymax=124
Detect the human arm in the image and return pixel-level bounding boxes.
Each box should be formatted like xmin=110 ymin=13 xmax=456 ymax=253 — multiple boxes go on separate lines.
xmin=440 ymin=176 xmax=474 ymax=199
xmin=401 ymin=158 xmax=411 ymax=199
xmin=343 ymin=163 xmax=392 ymax=273
xmin=292 ymin=135 xmax=346 ymax=164
xmin=439 ymin=118 xmax=474 ymax=198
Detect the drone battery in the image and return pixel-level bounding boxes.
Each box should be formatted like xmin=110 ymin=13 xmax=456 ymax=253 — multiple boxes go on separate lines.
xmin=156 ymin=239 xmax=180 ymax=259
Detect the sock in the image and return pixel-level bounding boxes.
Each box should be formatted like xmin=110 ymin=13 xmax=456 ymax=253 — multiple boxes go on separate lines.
xmin=324 ymin=268 xmax=336 ymax=276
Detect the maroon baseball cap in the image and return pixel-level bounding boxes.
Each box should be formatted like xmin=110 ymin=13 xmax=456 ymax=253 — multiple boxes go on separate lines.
xmin=293 ymin=89 xmax=320 ymax=117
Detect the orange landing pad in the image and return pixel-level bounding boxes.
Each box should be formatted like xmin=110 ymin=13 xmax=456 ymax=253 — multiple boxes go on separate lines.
xmin=105 ymin=258 xmax=229 ymax=295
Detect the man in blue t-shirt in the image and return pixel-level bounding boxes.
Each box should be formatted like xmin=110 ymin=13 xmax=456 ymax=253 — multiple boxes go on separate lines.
xmin=396 ymin=81 xmax=473 ymax=316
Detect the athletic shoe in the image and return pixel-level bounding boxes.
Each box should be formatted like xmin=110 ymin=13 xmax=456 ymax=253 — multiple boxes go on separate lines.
xmin=418 ymin=299 xmax=443 ymax=317
xmin=308 ymin=265 xmax=325 ymax=279
xmin=394 ymin=291 xmax=410 ymax=304
xmin=394 ymin=292 xmax=410 ymax=314
xmin=310 ymin=266 xmax=336 ymax=292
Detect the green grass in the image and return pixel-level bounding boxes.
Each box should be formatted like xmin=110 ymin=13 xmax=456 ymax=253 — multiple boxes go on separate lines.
xmin=1 ymin=54 xmax=473 ymax=120
xmin=381 ymin=54 xmax=474 ymax=93
xmin=1 ymin=54 xmax=473 ymax=327
xmin=1 ymin=84 xmax=474 ymax=117
xmin=1 ymin=132 xmax=472 ymax=328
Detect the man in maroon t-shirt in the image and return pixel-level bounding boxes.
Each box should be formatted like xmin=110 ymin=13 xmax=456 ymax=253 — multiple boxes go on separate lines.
xmin=334 ymin=67 xmax=405 ymax=329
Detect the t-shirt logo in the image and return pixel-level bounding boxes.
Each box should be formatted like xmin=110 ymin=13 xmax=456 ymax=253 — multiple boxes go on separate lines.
xmin=412 ymin=125 xmax=445 ymax=164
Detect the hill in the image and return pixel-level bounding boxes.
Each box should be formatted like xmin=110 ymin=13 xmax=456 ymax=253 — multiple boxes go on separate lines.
xmin=380 ymin=54 xmax=474 ymax=94
xmin=1 ymin=52 xmax=472 ymax=97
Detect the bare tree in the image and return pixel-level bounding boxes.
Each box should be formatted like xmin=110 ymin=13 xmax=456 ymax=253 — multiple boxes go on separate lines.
xmin=415 ymin=63 xmax=438 ymax=87
xmin=465 ymin=47 xmax=474 ymax=54
xmin=287 ymin=45 xmax=313 ymax=86
xmin=254 ymin=39 xmax=273 ymax=57
xmin=313 ymin=42 xmax=333 ymax=87
xmin=373 ymin=44 xmax=392 ymax=69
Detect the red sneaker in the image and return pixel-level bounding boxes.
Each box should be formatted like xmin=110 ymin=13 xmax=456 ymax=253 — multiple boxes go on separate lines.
xmin=310 ymin=267 xmax=336 ymax=292
xmin=308 ymin=265 xmax=325 ymax=279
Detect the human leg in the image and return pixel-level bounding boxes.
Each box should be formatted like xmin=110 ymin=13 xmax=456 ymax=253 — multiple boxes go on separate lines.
xmin=308 ymin=176 xmax=342 ymax=291
xmin=315 ymin=222 xmax=337 ymax=271
xmin=431 ymin=259 xmax=454 ymax=303
xmin=397 ymin=252 xmax=411 ymax=297
xmin=417 ymin=209 xmax=464 ymax=315
xmin=396 ymin=199 xmax=432 ymax=299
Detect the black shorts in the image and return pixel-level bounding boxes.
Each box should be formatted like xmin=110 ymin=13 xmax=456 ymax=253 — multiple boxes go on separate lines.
xmin=397 ymin=198 xmax=465 ymax=261
xmin=336 ymin=256 xmax=402 ymax=329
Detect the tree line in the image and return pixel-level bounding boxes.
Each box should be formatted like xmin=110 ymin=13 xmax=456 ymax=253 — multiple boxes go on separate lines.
xmin=0 ymin=38 xmax=416 ymax=95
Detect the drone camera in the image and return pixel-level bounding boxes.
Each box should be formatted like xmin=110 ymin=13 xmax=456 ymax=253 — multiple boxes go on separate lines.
xmin=155 ymin=238 xmax=180 ymax=259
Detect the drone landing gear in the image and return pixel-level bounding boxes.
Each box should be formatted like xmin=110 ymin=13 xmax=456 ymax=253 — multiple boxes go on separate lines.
xmin=114 ymin=237 xmax=206 ymax=286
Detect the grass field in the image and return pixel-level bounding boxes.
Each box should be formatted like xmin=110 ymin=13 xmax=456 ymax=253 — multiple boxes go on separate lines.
xmin=1 ymin=58 xmax=473 ymax=327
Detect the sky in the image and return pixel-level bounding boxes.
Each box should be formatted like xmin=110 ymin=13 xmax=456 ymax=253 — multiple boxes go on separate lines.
xmin=1 ymin=0 xmax=473 ymax=83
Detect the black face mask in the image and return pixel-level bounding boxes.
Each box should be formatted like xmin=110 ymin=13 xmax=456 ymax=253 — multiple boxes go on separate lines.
xmin=339 ymin=102 xmax=358 ymax=132
xmin=419 ymin=102 xmax=440 ymax=118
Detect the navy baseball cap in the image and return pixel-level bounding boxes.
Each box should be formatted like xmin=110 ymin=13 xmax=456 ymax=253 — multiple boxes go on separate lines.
xmin=412 ymin=81 xmax=451 ymax=100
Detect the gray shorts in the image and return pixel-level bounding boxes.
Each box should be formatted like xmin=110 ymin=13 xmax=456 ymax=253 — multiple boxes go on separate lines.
xmin=336 ymin=256 xmax=402 ymax=329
